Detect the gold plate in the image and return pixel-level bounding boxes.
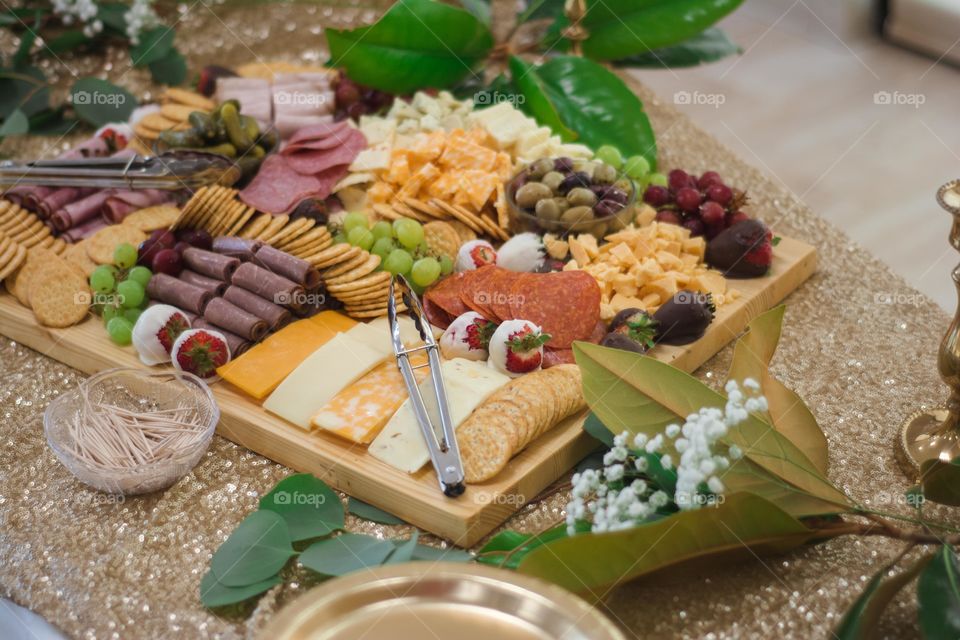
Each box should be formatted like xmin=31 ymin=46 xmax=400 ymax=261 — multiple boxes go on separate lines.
xmin=259 ymin=562 xmax=625 ymax=640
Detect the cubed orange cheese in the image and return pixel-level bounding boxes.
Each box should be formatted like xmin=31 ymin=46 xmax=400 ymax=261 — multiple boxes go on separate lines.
xmin=217 ymin=311 xmax=356 ymax=400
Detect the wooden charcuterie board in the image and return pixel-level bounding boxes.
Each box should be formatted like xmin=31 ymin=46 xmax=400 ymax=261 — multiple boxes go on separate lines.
xmin=0 ymin=235 xmax=816 ymax=546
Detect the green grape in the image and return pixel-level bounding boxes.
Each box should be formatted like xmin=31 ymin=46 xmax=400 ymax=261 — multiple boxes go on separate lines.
xmin=127 ymin=265 xmax=152 ymax=288
xmin=394 ymin=218 xmax=424 ymax=250
xmin=342 ymin=211 xmax=369 ymax=234
xmin=123 ymin=308 xmax=143 ymax=325
xmin=371 ymin=237 xmax=395 ymax=260
xmin=117 ymin=280 xmax=145 ymax=309
xmin=595 ymin=145 xmax=623 ymax=170
xmin=89 ymin=265 xmax=116 ymax=295
xmin=382 ymin=248 xmax=414 ymax=276
xmin=371 ymin=220 xmax=393 ymax=241
xmin=106 ymin=317 xmax=134 ymax=346
xmin=623 ymin=155 xmax=651 ymax=180
xmin=113 ymin=242 xmax=138 ymax=269
xmin=333 ymin=232 xmax=347 ymax=244
xmin=347 ymin=226 xmax=375 ymax=250
xmin=647 ymin=172 xmax=668 ymax=187
xmin=438 ymin=254 xmax=454 ymax=276
xmin=410 ymin=257 xmax=441 ymax=287
xmin=102 ymin=304 xmax=120 ymax=325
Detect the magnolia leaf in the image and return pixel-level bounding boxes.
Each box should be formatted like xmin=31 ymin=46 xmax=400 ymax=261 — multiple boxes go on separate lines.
xmin=455 ymin=0 xmax=490 ymax=25
xmin=722 ymin=457 xmax=844 ymax=518
xmin=579 ymin=0 xmax=745 ymax=62
xmin=613 ymin=28 xmax=741 ymax=69
xmin=727 ymin=305 xmax=829 ymax=473
xmin=259 ymin=473 xmax=344 ymax=541
xmin=918 ymin=545 xmax=960 ymax=640
xmin=209 ymin=510 xmax=295 ymax=587
xmin=199 ymin=570 xmax=281 ymax=608
xmin=835 ymin=551 xmax=933 ymax=639
xmin=325 ymin=0 xmax=493 ymax=94
xmin=508 ymin=56 xmax=577 ymax=142
xmin=0 ymin=109 xmax=29 ymax=138
xmin=300 ymin=533 xmax=396 ymax=576
xmin=347 ymin=497 xmax=405 ymax=525
xmin=148 ymin=48 xmax=187 ymax=86
xmin=573 ymin=342 xmax=849 ymax=510
xmin=918 ymin=458 xmax=960 ymax=507
xmin=582 ymin=412 xmax=615 ymax=447
xmin=70 ymin=77 xmax=136 ymax=127
xmin=518 ymin=493 xmax=816 ymax=593
xmin=385 ymin=531 xmax=419 ymax=564
xmin=409 ymin=544 xmax=473 ymax=563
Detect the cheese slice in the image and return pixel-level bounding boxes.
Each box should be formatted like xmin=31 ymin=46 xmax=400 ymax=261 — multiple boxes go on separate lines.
xmin=263 ymin=332 xmax=387 ymax=429
xmin=217 ymin=311 xmax=356 ymax=400
xmin=312 ymin=353 xmax=427 ymax=443
xmin=369 ymin=359 xmax=510 ymax=473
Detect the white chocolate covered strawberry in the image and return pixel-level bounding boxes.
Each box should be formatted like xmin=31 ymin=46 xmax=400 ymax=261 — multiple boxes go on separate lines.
xmin=132 ymin=304 xmax=191 ymax=366
xmin=456 ymin=239 xmax=497 ymax=272
xmin=439 ymin=312 xmax=497 ymax=361
xmin=488 ymin=319 xmax=551 ymax=378
xmin=171 ymin=328 xmax=230 ymax=380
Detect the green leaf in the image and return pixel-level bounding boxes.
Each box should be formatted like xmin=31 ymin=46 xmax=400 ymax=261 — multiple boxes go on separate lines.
xmin=97 ymin=3 xmax=129 ymax=34
xmin=70 ymin=77 xmax=136 ymax=127
xmin=835 ymin=551 xmax=933 ymax=639
xmin=130 ymin=27 xmax=175 ymax=67
xmin=43 ymin=30 xmax=91 ymax=56
xmin=210 ymin=510 xmax=295 ymax=587
xmin=918 ymin=545 xmax=960 ymax=640
xmin=347 ymin=497 xmax=405 ymax=525
xmin=613 ymin=28 xmax=741 ymax=69
xmin=573 ymin=342 xmax=849 ymax=510
xmin=727 ymin=305 xmax=829 ymax=474
xmin=721 ymin=456 xmax=845 ymax=517
xmin=300 ymin=533 xmax=396 ymax=576
xmin=580 ymin=0 xmax=745 ymax=62
xmin=28 ymin=108 xmax=80 ymax=136
xmin=919 ymin=459 xmax=960 ymax=507
xmin=148 ymin=48 xmax=187 ymax=86
xmin=0 ymin=109 xmax=29 ymax=138
xmin=326 ymin=0 xmax=493 ymax=94
xmin=479 ymin=523 xmax=589 ymax=570
xmin=259 ymin=473 xmax=344 ymax=541
xmin=518 ymin=0 xmax=565 ymax=24
xmin=582 ymin=412 xmax=614 ymax=447
xmin=13 ymin=11 xmax=41 ymax=68
xmin=199 ymin=570 xmax=281 ymax=608
xmin=518 ymin=493 xmax=816 ymax=592
xmin=385 ymin=531 xmax=419 ymax=564
xmin=455 ymin=0 xmax=490 ymax=25
xmin=508 ymin=56 xmax=577 ymax=142
xmin=410 ymin=544 xmax=473 ymax=563
xmin=513 ymin=56 xmax=657 ymax=170
xmin=0 ymin=65 xmax=50 ymax=118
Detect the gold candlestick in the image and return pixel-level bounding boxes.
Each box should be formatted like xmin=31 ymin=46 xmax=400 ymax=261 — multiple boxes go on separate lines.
xmin=897 ymin=180 xmax=960 ymax=477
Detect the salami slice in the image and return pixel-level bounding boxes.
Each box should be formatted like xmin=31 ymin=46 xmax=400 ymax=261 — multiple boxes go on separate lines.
xmin=239 ymin=154 xmax=322 ymax=214
xmin=283 ymin=130 xmax=366 ymax=175
xmin=203 ymin=297 xmax=269 ymax=342
xmin=231 ymin=261 xmax=303 ymax=306
xmin=146 ymin=273 xmax=213 ymax=315
xmin=223 ymin=285 xmax=290 ymax=330
xmin=422 ymin=296 xmax=453 ymax=329
xmin=178 ymin=269 xmax=228 ymax=297
xmin=287 ymin=121 xmax=352 ymax=146
xmin=182 ymin=247 xmax=240 ymax=281
xmin=510 ymin=271 xmax=601 ymax=349
xmin=424 ymin=272 xmax=468 ymax=319
xmin=190 ymin=318 xmax=251 ymax=357
xmin=487 ymin=269 xmax=523 ymax=322
xmin=253 ymin=245 xmax=320 ymax=289
xmin=458 ymin=265 xmax=498 ymax=320
xmin=212 ymin=236 xmax=263 ymax=261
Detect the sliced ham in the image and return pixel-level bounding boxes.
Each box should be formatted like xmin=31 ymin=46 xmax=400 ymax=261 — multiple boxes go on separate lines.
xmin=60 ymin=217 xmax=107 ymax=243
xmin=38 ymin=188 xmax=95 ymax=219
xmin=284 ymin=131 xmax=366 ymax=175
xmin=239 ymin=154 xmax=322 ymax=214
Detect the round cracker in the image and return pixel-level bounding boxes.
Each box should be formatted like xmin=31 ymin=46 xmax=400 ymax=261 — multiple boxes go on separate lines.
xmin=424 ymin=220 xmax=461 ymax=258
xmin=239 ymin=213 xmax=273 ymax=239
xmin=448 ymin=219 xmax=477 ymax=243
xmin=279 ymin=225 xmax=331 ymax=251
xmin=0 ymin=237 xmax=19 ymax=273
xmin=160 ymin=103 xmax=198 ymax=122
xmin=207 ymin=200 xmax=243 ymax=237
xmin=122 ymin=205 xmax=181 ymax=232
xmin=163 ymin=88 xmax=216 ymax=111
xmin=171 ymin=186 xmax=209 ymax=230
xmin=326 ymin=270 xmax=390 ymax=293
xmin=28 ymin=261 xmax=91 ymax=327
xmin=192 ymin=187 xmax=235 ymax=232
xmin=49 ymin=238 xmax=67 ymax=254
xmin=342 ymin=306 xmax=400 ymax=319
xmin=85 ymin=225 xmax=147 ymax=265
xmin=307 ymin=243 xmax=357 ymax=268
xmin=324 ymin=254 xmax=381 ymax=286
xmin=460 ymin=420 xmax=513 ymax=483
xmin=254 ymin=214 xmax=290 ymax=241
xmin=320 ymin=248 xmax=367 ymax=277
xmin=6 ymin=248 xmax=55 ymax=307
xmin=224 ymin=205 xmax=257 ymax=237
xmin=263 ymin=217 xmax=314 ymax=246
xmin=139 ymin=112 xmax=178 ymax=132
xmin=62 ymin=241 xmax=98 ymax=277
xmin=0 ymin=244 xmax=26 ymax=282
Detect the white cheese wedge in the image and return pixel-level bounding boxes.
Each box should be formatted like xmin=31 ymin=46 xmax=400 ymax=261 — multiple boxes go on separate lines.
xmin=356 ymin=315 xmax=424 ymax=352
xmin=369 ymin=359 xmax=510 ymax=473
xmin=263 ymin=332 xmax=387 ymax=429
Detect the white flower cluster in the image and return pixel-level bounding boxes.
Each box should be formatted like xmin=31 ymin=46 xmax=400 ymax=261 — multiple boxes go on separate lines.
xmin=52 ymin=0 xmax=103 ymax=37
xmin=124 ymin=0 xmax=162 ymax=45
xmin=566 ymin=379 xmax=766 ymax=535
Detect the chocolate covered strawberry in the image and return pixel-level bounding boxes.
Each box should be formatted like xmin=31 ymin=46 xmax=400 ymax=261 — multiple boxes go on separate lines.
xmin=132 ymin=304 xmax=191 ymax=366
xmin=604 ymin=308 xmax=657 ymax=353
xmin=440 ymin=312 xmax=497 ymax=361
xmin=171 ymin=329 xmax=230 ymax=379
xmin=489 ymin=320 xmax=551 ymax=378
xmin=705 ymin=219 xmax=775 ymax=278
xmin=456 ymin=240 xmax=497 ymax=272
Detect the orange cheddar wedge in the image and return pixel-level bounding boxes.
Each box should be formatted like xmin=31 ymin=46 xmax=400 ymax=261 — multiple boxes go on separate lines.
xmin=217 ymin=311 xmax=356 ymax=400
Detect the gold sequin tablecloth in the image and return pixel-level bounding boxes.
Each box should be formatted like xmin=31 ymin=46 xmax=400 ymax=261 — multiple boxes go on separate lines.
xmin=0 ymin=4 xmax=951 ymax=639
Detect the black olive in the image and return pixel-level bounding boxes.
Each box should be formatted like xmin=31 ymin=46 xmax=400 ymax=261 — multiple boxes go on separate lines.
xmin=554 ymin=157 xmax=575 ymax=172
xmin=558 ymin=172 xmax=591 ymax=195
xmin=594 ymin=199 xmax=622 ymax=217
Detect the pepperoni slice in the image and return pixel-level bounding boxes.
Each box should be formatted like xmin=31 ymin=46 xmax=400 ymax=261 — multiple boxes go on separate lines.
xmin=458 ymin=265 xmax=498 ymax=320
xmin=424 ymin=272 xmax=468 ymax=319
xmin=489 ymin=269 xmax=523 ymax=322
xmin=511 ymin=271 xmax=601 ymax=349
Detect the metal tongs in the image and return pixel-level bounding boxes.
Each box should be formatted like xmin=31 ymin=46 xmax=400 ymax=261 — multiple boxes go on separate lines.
xmin=0 ymin=150 xmax=241 ymax=190
xmin=388 ymin=275 xmax=465 ymax=497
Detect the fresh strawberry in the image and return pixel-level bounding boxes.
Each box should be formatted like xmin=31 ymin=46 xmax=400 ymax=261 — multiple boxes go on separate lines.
xmin=172 ymin=329 xmax=230 ymax=379
xmin=489 ymin=320 xmax=551 ymax=377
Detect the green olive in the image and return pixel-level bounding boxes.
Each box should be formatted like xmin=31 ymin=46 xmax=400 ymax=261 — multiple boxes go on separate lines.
xmin=593 ymin=163 xmax=618 ymax=184
xmin=528 ymin=158 xmax=555 ymax=179
xmin=614 ymin=178 xmax=632 ymax=193
xmin=541 ymin=171 xmax=565 ymax=193
xmin=561 ymin=205 xmax=595 ymax=225
xmin=552 ymin=197 xmax=570 ymax=214
xmin=535 ymin=198 xmax=561 ymax=221
xmin=589 ymin=221 xmax=610 ymax=238
xmin=515 ymin=182 xmax=553 ymax=208
xmin=566 ymin=187 xmax=597 ymax=207
xmin=575 ymin=161 xmax=597 ymax=180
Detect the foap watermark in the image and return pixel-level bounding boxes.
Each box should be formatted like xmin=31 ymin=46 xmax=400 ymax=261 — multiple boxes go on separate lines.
xmin=675 ymin=492 xmax=725 ymax=509
xmin=863 ymin=491 xmax=924 ymax=508
xmin=473 ymin=492 xmax=526 ymax=506
xmin=277 ymin=291 xmax=327 ymax=307
xmin=673 ymin=290 xmax=713 ymax=306
xmin=76 ymin=291 xmax=127 ymax=307
xmin=75 ymin=492 xmax=126 ymax=506
xmin=272 ymin=490 xmax=327 ymax=506
xmin=474 ymin=291 xmax=524 ymax=307
xmin=673 ymin=90 xmax=725 ymax=109
xmin=274 ymin=91 xmax=329 ymax=108
xmin=474 ymin=91 xmax=525 ymax=107
xmin=73 ymin=90 xmax=127 ymax=107
xmin=874 ymin=292 xmax=926 ymax=307
xmin=873 ymin=90 xmax=925 ymax=108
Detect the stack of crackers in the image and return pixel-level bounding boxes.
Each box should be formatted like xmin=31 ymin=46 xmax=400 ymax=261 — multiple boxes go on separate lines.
xmin=458 ymin=365 xmax=586 ymax=483
xmin=6 ymin=247 xmax=92 ymax=328
xmin=133 ymin=88 xmax=216 ymax=154
xmin=0 ymin=201 xmax=66 ymax=256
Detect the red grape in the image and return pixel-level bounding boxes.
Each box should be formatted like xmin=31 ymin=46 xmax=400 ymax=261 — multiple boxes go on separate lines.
xmin=151 ymin=248 xmax=183 ymax=276
xmin=668 ymin=169 xmax=694 ymax=191
xmin=726 ymin=210 xmax=750 ymax=227
xmin=335 ymin=79 xmax=361 ymax=106
xmin=706 ymin=183 xmax=733 ymax=206
xmin=138 ymin=230 xmax=175 ymax=267
xmin=346 ymin=102 xmax=368 ymax=119
xmin=683 ymin=217 xmax=706 ymax=237
xmin=643 ymin=185 xmax=671 ymax=207
xmin=177 ymin=228 xmax=212 ymax=250
xmin=700 ymin=201 xmax=725 ymax=226
xmin=655 ymin=210 xmax=682 ymax=226
xmin=698 ymin=171 xmax=723 ymax=190
xmin=675 ymin=187 xmax=703 ymax=213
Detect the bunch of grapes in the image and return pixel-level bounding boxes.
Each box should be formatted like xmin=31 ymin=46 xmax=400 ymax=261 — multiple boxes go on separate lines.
xmin=593 ymin=145 xmax=667 ymax=190
xmin=337 ymin=212 xmax=453 ymax=292
xmin=334 ymin=72 xmax=395 ymax=122
xmin=642 ymin=169 xmax=750 ymax=239
xmin=89 ymin=243 xmax=153 ymax=345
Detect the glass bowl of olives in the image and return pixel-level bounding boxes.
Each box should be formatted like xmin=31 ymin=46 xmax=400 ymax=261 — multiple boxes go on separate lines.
xmin=506 ymin=157 xmax=637 ymax=239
